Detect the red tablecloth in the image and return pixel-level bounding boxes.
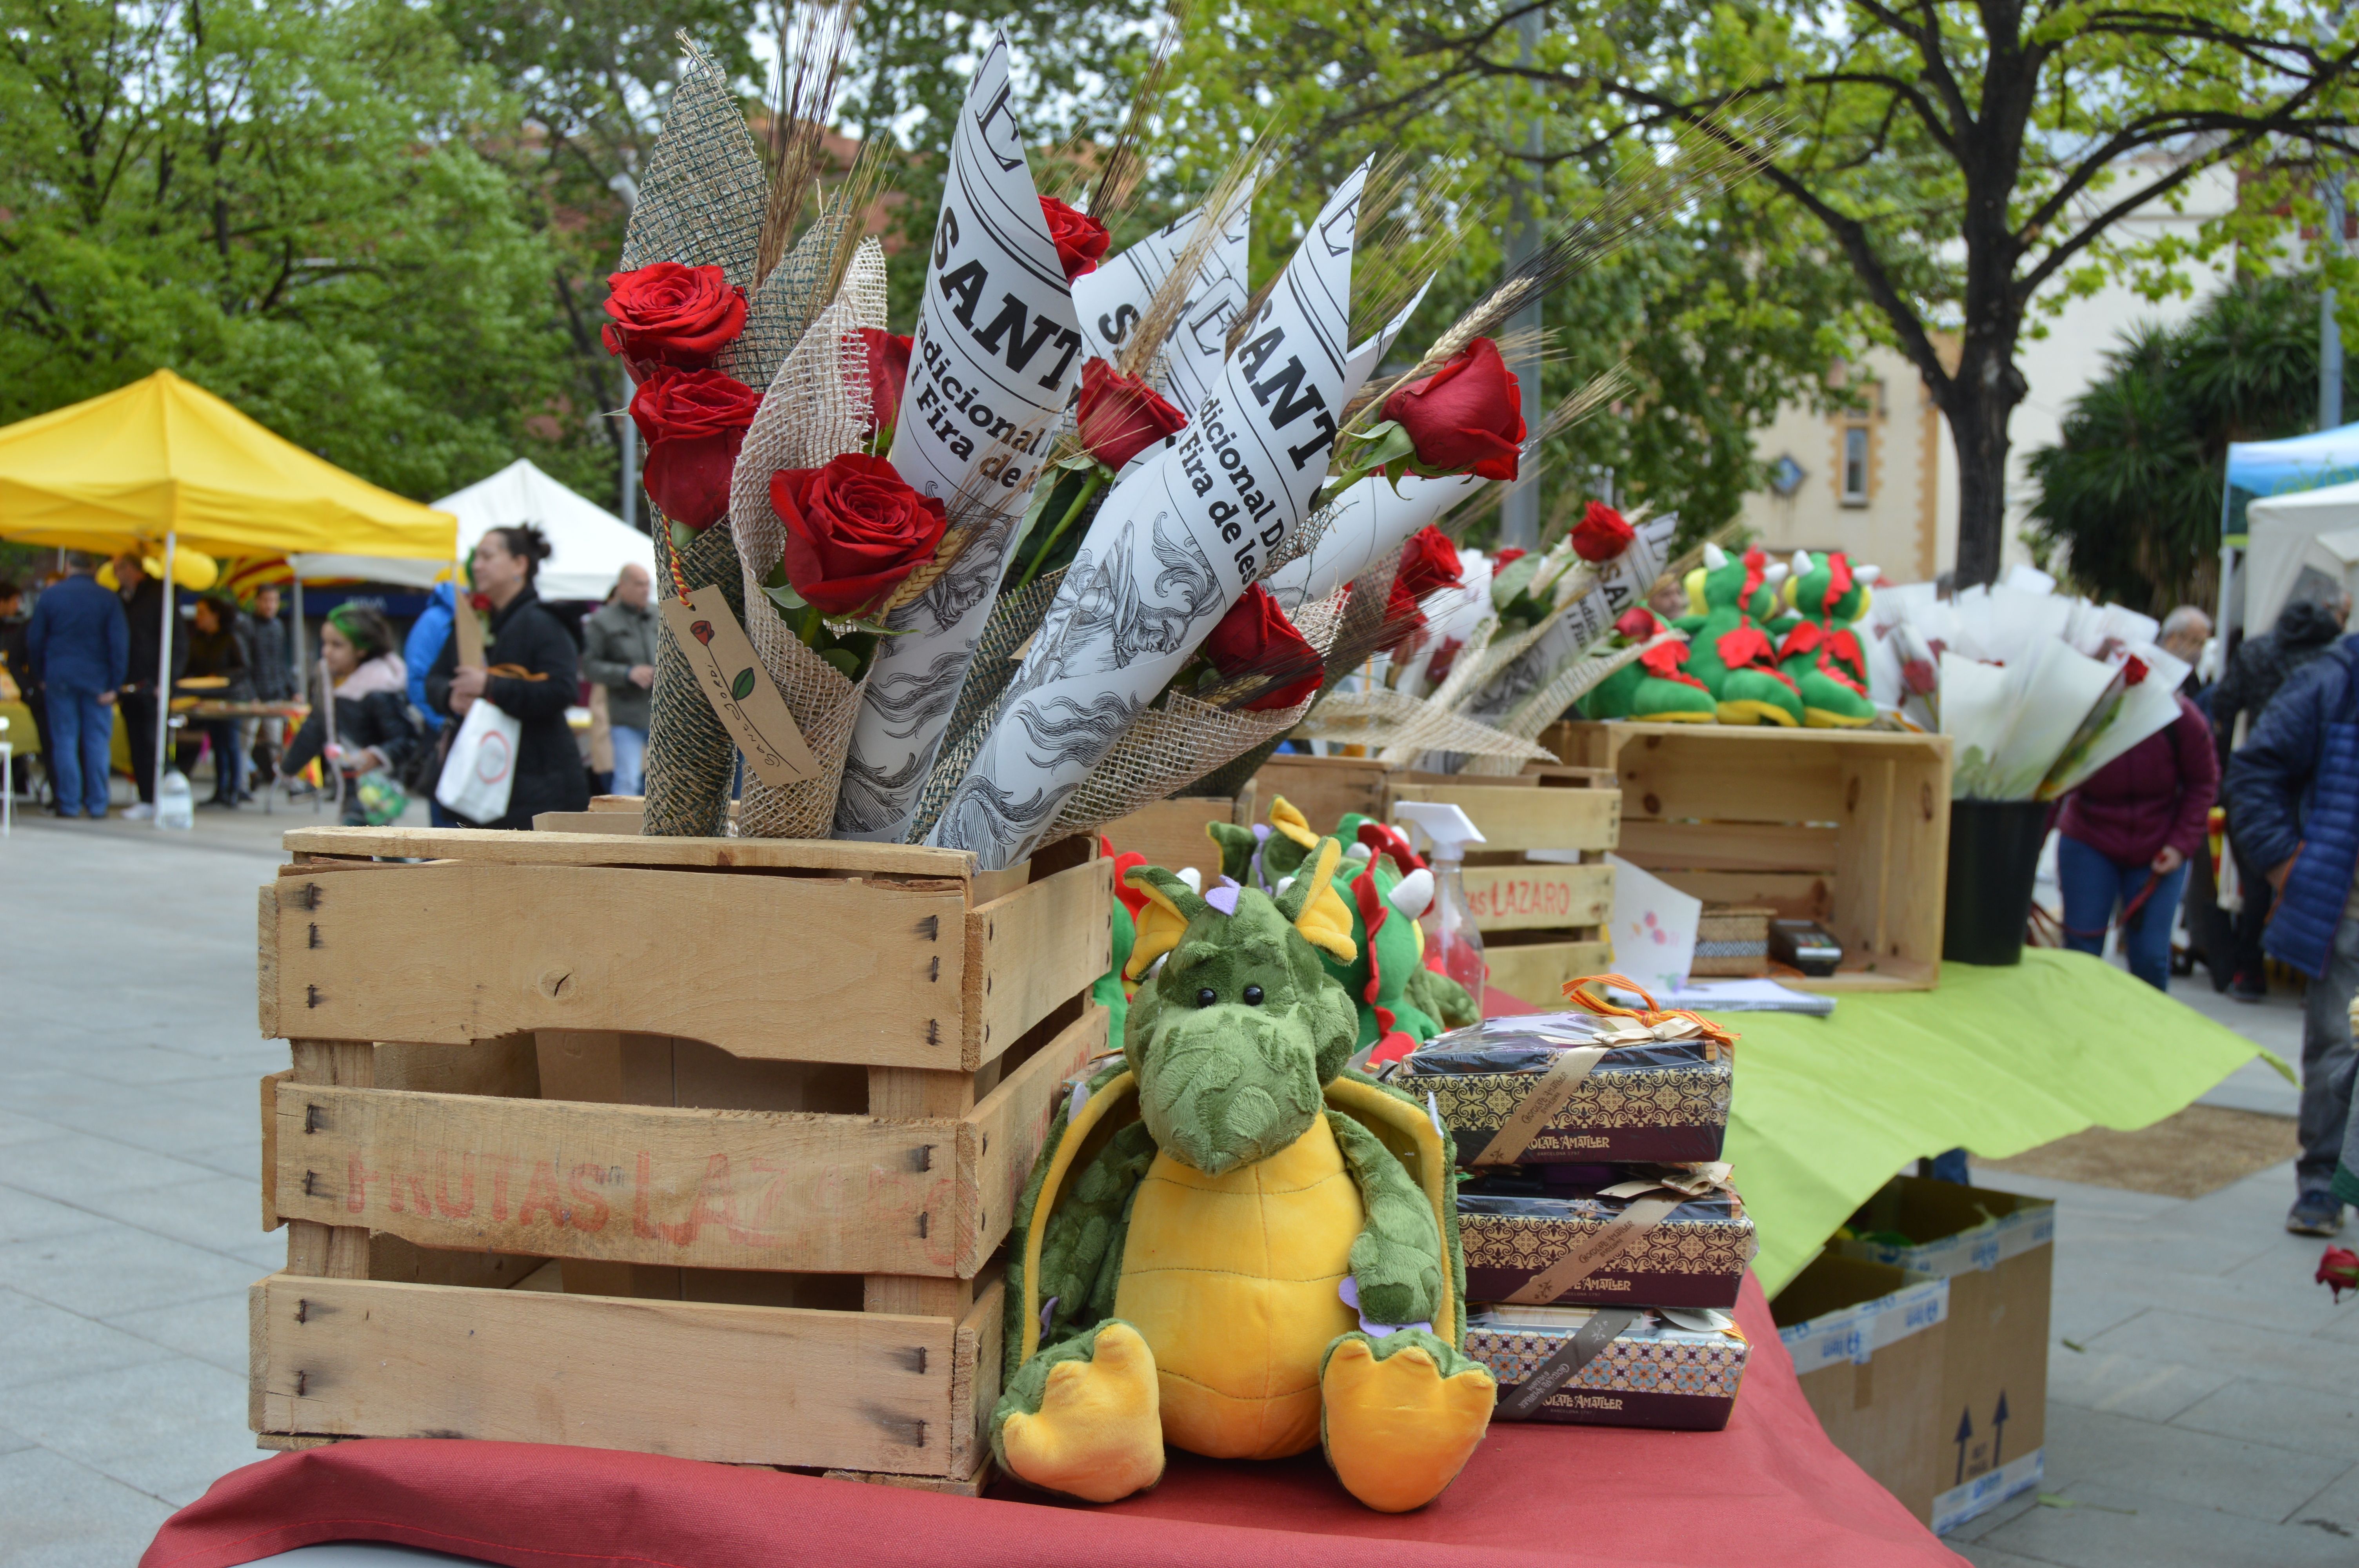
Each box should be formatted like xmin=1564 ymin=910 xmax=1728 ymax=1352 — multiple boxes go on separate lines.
xmin=141 ymin=1272 xmax=1959 ymax=1568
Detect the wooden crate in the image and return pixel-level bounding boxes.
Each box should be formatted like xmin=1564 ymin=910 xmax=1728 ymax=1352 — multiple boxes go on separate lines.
xmin=253 ymin=826 xmax=1113 ymax=1482
xmin=1548 ymin=721 xmax=1952 ymax=991
xmin=1097 ymin=782 xmax=1258 ymax=878
xmin=1389 ymin=770 xmax=1619 ymax=1009
xmin=1250 ymin=753 xmax=1394 ymax=835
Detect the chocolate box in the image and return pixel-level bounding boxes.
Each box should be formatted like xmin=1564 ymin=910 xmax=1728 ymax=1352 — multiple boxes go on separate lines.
xmin=1468 ymin=1305 xmax=1750 ymax=1431
xmin=1399 ymin=1014 xmax=1730 ymax=1167
xmin=1458 ymin=1169 xmax=1753 ymax=1309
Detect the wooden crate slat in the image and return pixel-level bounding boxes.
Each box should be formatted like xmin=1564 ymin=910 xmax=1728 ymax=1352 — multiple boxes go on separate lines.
xmin=1390 ymin=781 xmax=1618 ymax=854
xmin=967 ymin=1006 xmax=1105 ymax=1274
xmin=1460 ymin=862 xmax=1614 ymax=931
xmin=1484 ymin=940 xmax=1616 ymax=1008
xmin=1616 ymin=818 xmax=1840 ymax=874
xmin=963 ymin=859 xmax=1111 ymax=1069
xmin=282 ymin=825 xmax=976 ymax=878
xmin=1251 ymin=755 xmax=1393 ymax=835
xmin=273 ymin=1085 xmax=962 ymax=1275
xmin=269 ymin=864 xmax=968 ymax=1068
xmin=249 ymin=1272 xmax=992 ymax=1476
xmin=1098 ymin=794 xmax=1254 ymax=879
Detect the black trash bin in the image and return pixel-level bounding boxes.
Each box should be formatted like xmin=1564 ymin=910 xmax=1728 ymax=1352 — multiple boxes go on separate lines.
xmin=1943 ymin=798 xmax=2050 ymax=965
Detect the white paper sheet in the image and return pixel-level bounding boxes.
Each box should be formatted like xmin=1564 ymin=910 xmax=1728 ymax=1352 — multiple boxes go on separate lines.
xmin=1604 ymin=853 xmax=1702 ymax=996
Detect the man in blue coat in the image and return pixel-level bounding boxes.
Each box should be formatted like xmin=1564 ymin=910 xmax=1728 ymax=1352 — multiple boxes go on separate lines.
xmin=25 ymin=552 xmax=129 ymax=818
xmin=2226 ymin=632 xmax=2359 ymax=1235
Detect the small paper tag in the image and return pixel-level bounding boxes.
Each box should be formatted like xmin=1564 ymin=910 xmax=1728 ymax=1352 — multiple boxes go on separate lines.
xmin=660 ymin=588 xmax=821 ymax=789
xmin=452 ymin=599 xmax=488 ymax=669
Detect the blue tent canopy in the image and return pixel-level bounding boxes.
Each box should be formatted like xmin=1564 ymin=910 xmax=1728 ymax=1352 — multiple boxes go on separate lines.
xmin=2223 ymin=421 xmax=2359 ymax=543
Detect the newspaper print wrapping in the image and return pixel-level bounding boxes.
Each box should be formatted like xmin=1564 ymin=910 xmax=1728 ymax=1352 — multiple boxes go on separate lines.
xmin=1045 ymin=587 xmax=1348 ymax=840
xmin=1465 ymin=514 xmax=1678 ymax=722
xmin=905 ymin=567 xmax=1067 ymax=842
xmin=932 ymin=165 xmax=1375 ymax=869
xmin=833 ymin=35 xmax=1088 ymax=842
xmin=1072 ymin=189 xmax=1252 ymax=473
xmin=725 ymin=243 xmax=891 ymax=838
xmin=1264 ymin=470 xmax=1483 ymax=614
xmin=627 ymin=42 xmax=771 ymax=838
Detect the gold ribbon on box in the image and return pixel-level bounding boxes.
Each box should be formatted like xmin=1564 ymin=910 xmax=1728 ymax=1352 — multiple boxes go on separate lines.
xmin=1499 ymin=1163 xmax=1743 ymax=1305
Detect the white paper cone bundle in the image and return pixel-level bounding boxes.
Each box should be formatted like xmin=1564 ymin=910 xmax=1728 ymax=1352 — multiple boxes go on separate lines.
xmin=1264 ymin=470 xmax=1483 ymax=615
xmin=726 ymin=244 xmax=889 ymax=838
xmin=931 ymin=165 xmax=1378 ymax=869
xmin=833 ymin=34 xmax=1089 ymax=843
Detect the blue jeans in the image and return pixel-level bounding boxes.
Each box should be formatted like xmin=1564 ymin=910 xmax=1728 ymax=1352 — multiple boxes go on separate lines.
xmin=2057 ymin=833 xmax=2191 ymax=992
xmin=45 ymin=686 xmax=114 ymax=816
xmin=609 ymin=724 xmax=647 ymax=797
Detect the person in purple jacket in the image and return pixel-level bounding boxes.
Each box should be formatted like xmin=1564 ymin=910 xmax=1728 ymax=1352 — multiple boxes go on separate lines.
xmin=2054 ymin=691 xmax=2220 ymax=991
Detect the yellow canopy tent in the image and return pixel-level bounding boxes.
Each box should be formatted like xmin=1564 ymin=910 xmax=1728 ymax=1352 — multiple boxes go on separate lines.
xmin=0 ymin=370 xmax=456 ymax=818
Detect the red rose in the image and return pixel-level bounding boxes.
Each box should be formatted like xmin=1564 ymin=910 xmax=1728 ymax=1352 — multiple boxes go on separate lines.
xmin=1381 ymin=337 xmax=1524 ymax=482
xmin=1076 ymin=358 xmax=1187 ymax=469
xmin=1378 ymin=572 xmax=1428 ymax=654
xmin=1041 ymin=196 xmax=1110 ymax=282
xmin=1614 ymin=606 xmax=1659 ymax=641
xmin=861 ymin=328 xmax=913 ymax=437
xmin=1491 ymin=546 xmax=1526 ymax=570
xmin=630 ymin=368 xmax=761 ymax=531
xmin=1570 ymin=501 xmax=1635 ymax=562
xmin=602 ymin=263 xmax=749 ymax=371
xmin=771 ymin=452 xmax=950 ymax=617
xmin=2321 ymin=1245 xmax=2359 ymax=1301
xmin=1394 ymin=526 xmax=1463 ymax=600
xmin=1201 ymin=583 xmax=1323 ymax=710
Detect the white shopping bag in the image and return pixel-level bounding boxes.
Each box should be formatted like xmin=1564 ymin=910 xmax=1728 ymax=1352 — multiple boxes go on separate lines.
xmin=434 ymin=698 xmax=521 ymax=823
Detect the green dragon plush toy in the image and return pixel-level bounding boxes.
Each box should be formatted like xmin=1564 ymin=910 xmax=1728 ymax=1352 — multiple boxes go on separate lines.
xmin=1675 ymin=543 xmax=1802 ymax=726
xmin=1579 ymin=606 xmax=1718 ymax=722
xmin=1776 ymin=549 xmax=1881 ymax=728
xmin=993 ymin=838 xmax=1496 ymax=1511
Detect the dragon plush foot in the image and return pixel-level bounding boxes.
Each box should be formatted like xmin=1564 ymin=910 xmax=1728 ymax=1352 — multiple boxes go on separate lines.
xmin=1318 ymin=1328 xmax=1496 ymax=1513
xmin=994 ymin=1320 xmax=1166 ymax=1503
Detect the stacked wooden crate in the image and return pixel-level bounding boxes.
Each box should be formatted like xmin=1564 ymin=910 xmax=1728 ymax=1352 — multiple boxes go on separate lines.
xmin=1388 ymin=770 xmax=1619 ymax=1007
xmin=252 ymin=825 xmax=1111 ymax=1490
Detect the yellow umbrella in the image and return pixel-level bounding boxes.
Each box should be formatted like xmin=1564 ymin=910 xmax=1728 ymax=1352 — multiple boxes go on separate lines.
xmin=0 ymin=370 xmax=457 ymax=822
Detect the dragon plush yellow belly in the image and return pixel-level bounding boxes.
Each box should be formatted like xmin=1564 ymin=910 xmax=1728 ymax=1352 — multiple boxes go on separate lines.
xmin=1114 ymin=1116 xmax=1362 ymax=1460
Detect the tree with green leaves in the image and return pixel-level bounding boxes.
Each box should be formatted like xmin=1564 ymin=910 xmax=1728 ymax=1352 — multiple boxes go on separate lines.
xmin=2027 ymin=276 xmax=2319 ymax=615
xmin=0 ymin=0 xmax=611 ymax=503
xmin=1298 ymin=0 xmax=2358 ymax=584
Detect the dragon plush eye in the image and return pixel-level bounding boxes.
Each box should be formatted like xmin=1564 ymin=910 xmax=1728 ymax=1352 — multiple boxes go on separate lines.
xmin=1196 ymin=987 xmax=1218 ymax=1008
xmin=1242 ymin=985 xmax=1264 ymax=1005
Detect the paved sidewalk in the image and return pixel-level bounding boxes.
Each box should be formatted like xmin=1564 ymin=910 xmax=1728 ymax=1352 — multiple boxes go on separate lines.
xmin=1 ymin=804 xmax=2352 ymax=1566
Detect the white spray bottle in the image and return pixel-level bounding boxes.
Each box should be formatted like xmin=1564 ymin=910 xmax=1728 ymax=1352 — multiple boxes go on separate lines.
xmin=1393 ymin=801 xmax=1488 ymax=1014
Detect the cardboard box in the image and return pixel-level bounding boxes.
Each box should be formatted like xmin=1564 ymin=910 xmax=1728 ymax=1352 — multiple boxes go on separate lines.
xmin=1836 ymin=1178 xmax=2053 ymax=1533
xmin=1773 ymin=1252 xmax=1952 ymax=1523
xmin=1467 ymin=1305 xmax=1750 ymax=1431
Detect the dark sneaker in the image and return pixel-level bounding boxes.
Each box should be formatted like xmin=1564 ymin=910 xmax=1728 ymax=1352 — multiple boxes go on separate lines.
xmin=2288 ymin=1190 xmax=2346 ymax=1236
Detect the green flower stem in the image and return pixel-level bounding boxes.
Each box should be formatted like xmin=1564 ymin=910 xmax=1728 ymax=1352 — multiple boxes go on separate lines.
xmin=1012 ymin=466 xmax=1108 ymax=594
xmin=797 ymin=603 xmax=827 ymax=650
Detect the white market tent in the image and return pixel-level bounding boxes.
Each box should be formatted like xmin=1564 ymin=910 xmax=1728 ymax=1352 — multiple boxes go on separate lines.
xmin=295 ymin=458 xmax=654 ymax=602
xmin=2243 ymin=477 xmax=2359 ymax=635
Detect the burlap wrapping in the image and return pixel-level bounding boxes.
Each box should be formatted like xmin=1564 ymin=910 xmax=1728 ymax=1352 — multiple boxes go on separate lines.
xmin=726 ymin=241 xmax=890 ymax=839
xmin=1459 ymin=638 xmax=1659 ymax=776
xmin=1294 ymin=688 xmax=1554 ymax=762
xmin=630 ymin=42 xmax=771 ymax=838
xmin=905 ymin=567 xmax=1067 ymax=843
xmin=1046 ymin=591 xmax=1349 ymax=840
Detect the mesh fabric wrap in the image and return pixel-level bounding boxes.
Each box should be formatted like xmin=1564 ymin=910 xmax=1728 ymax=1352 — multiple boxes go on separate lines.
xmin=726 ymin=243 xmax=889 ymax=839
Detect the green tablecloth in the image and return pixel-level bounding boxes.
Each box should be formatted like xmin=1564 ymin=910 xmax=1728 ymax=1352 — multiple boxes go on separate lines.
xmin=1723 ymin=949 xmax=2285 ymax=1292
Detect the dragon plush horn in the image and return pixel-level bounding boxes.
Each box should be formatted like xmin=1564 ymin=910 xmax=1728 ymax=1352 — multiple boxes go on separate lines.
xmin=1274 ymin=837 xmax=1357 ymax=964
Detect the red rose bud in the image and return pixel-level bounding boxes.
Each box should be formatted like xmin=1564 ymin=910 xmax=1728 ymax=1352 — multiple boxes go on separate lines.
xmin=1394 ymin=526 xmax=1464 ymax=600
xmin=1380 ymin=337 xmax=1525 ymax=482
xmin=602 ymin=263 xmax=749 ymax=370
xmin=1202 ymin=583 xmax=1323 ymax=710
xmin=1491 ymin=546 xmax=1526 ymax=569
xmin=1041 ymin=196 xmax=1110 ymax=282
xmin=1570 ymin=501 xmax=1636 ymax=562
xmin=630 ymin=368 xmax=761 ymax=531
xmin=1614 ymin=606 xmax=1659 ymax=641
xmin=1378 ymin=572 xmax=1429 ymax=654
xmin=771 ymin=452 xmax=950 ymax=617
xmin=1076 ymin=358 xmax=1188 ymax=470
xmin=860 ymin=328 xmax=913 ymax=437
xmin=2320 ymin=1245 xmax=2359 ymax=1301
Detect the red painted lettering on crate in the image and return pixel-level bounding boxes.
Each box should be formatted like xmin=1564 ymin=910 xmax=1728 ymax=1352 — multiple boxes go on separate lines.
xmin=515 ymin=1160 xmax=567 ymax=1228
xmin=433 ymin=1151 xmax=476 ymax=1219
xmin=565 ymin=1163 xmax=613 ymax=1232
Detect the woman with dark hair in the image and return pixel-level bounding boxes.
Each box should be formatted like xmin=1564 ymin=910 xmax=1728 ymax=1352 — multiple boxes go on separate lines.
xmin=427 ymin=524 xmax=589 ymax=828
xmin=281 ymin=604 xmax=421 ymax=825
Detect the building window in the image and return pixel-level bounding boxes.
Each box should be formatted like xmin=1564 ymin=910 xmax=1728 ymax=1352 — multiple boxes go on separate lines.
xmin=1840 ymin=425 xmax=1870 ymax=505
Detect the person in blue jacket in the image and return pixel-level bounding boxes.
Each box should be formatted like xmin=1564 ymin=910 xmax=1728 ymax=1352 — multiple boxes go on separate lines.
xmin=2226 ymin=631 xmax=2359 ymax=1236
xmin=404 ymin=580 xmax=459 ymax=826
xmin=25 ymin=552 xmax=129 ymax=818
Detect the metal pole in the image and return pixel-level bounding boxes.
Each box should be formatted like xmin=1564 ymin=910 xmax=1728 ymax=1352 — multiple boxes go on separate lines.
xmin=2324 ymin=169 xmax=2347 ymax=430
xmin=1501 ymin=5 xmax=1546 ymax=553
xmin=291 ymin=577 xmax=307 ymax=695
xmin=154 ymin=532 xmax=175 ymax=826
